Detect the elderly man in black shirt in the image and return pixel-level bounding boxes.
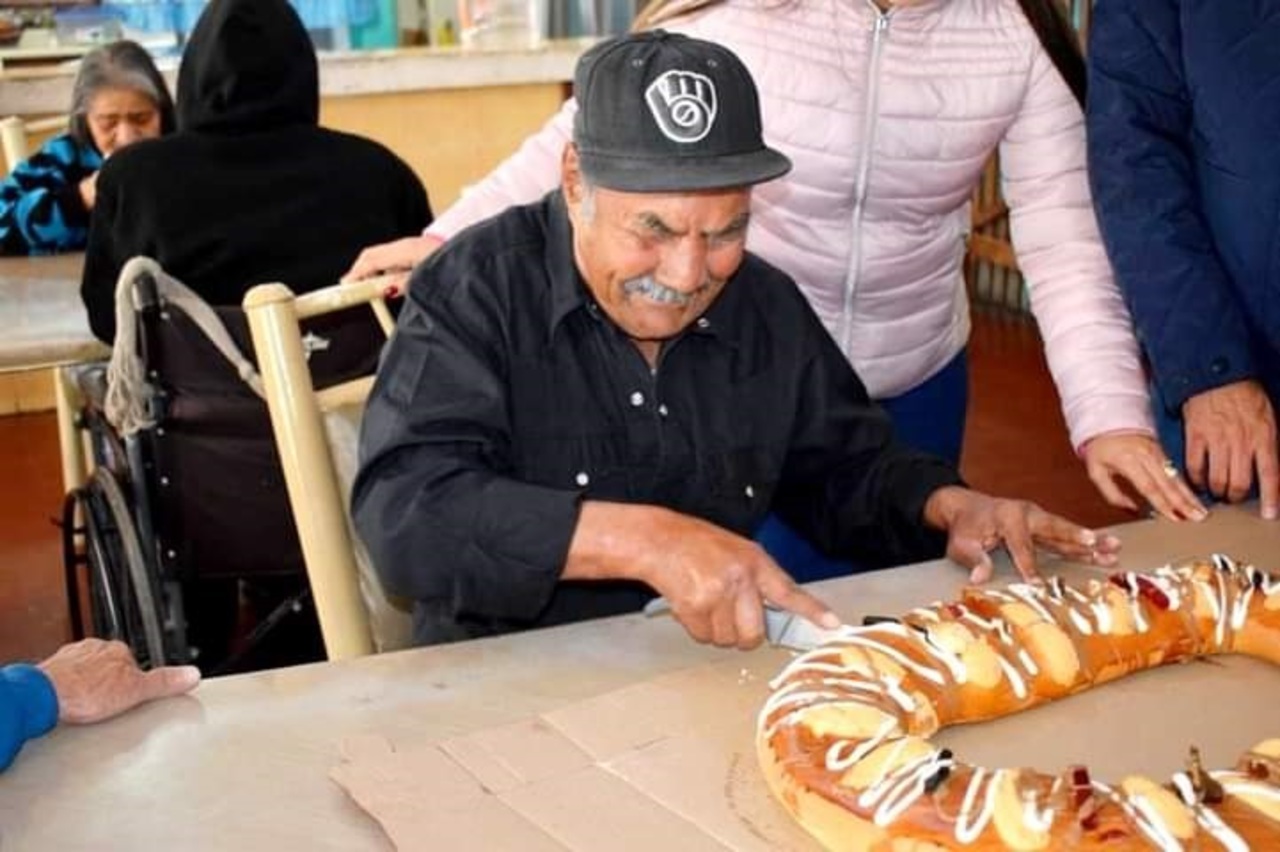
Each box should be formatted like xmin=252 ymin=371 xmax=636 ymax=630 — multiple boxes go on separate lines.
xmin=353 ymin=31 xmax=1121 ymax=649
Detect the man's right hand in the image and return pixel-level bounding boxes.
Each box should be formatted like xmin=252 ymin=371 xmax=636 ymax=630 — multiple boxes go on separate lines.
xmin=1182 ymin=379 xmax=1280 ymax=518
xmin=567 ymin=503 xmax=837 ymax=650
xmin=344 ymin=234 xmax=443 ymax=282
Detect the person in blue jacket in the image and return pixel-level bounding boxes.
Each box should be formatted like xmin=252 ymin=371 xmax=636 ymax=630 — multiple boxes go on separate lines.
xmin=1 ymin=638 xmax=199 ymax=772
xmin=0 ymin=40 xmax=175 ymax=255
xmin=1086 ymin=0 xmax=1280 ymax=521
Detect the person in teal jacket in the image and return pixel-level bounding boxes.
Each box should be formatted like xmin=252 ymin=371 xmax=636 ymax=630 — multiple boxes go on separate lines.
xmin=0 ymin=40 xmax=174 ymax=255
xmin=0 ymin=638 xmax=199 ymax=772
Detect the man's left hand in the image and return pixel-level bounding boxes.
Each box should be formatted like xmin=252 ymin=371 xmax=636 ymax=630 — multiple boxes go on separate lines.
xmin=922 ymin=486 xmax=1122 ymax=583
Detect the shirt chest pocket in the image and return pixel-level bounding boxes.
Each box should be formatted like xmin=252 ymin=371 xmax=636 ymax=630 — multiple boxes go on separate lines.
xmin=692 ymin=446 xmax=780 ymax=534
xmin=516 ymin=434 xmax=634 ymax=500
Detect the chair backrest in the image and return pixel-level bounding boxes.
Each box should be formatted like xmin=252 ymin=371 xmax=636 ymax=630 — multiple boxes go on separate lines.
xmin=1 ymin=115 xmax=70 ymax=174
xmin=243 ymin=276 xmax=411 ymax=660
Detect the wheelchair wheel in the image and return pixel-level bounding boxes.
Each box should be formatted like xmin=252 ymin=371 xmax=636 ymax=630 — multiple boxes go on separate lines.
xmin=62 ymin=468 xmax=168 ymax=668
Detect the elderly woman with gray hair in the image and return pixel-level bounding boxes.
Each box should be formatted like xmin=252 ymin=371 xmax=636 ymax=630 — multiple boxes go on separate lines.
xmin=0 ymin=40 xmax=174 ymax=255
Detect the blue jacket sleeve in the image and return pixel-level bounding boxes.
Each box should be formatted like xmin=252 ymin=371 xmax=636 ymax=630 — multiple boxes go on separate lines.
xmin=1086 ymin=0 xmax=1255 ymax=412
xmin=0 ymin=134 xmax=100 ymax=256
xmin=0 ymin=663 xmax=59 ymax=772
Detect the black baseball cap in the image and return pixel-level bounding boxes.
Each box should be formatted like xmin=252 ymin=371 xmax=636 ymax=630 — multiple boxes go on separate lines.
xmin=572 ymin=30 xmax=791 ymax=193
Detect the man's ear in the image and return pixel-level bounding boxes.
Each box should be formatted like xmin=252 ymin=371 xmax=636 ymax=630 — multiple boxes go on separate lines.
xmin=561 ymin=144 xmax=586 ymax=206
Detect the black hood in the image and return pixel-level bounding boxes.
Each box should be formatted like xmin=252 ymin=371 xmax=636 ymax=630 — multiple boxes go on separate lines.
xmin=176 ymin=0 xmax=319 ymax=133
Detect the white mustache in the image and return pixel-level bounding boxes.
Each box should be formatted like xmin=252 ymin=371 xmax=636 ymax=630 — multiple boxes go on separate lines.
xmin=621 ymin=275 xmax=703 ymax=306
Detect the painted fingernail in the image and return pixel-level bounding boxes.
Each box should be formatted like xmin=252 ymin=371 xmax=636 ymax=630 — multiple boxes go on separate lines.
xmin=1080 ymin=530 xmax=1098 ymax=547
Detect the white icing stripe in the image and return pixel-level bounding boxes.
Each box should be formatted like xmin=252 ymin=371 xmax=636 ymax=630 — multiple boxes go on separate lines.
xmin=1016 ymin=648 xmax=1039 ymax=677
xmin=1220 ymin=778 xmax=1280 ymax=803
xmin=1214 ymin=571 xmax=1230 ymax=648
xmin=1067 ymin=607 xmax=1094 ymax=636
xmin=834 ymin=634 xmax=946 ymax=686
xmin=1195 ymin=579 xmax=1223 ymax=622
xmin=1022 ymin=797 xmax=1054 ymax=834
xmin=860 ymin=748 xmax=954 ymax=826
xmin=882 ymin=678 xmax=917 ymax=713
xmin=1171 ymin=772 xmax=1196 ymax=805
xmin=1091 ymin=600 xmax=1113 ymax=633
xmin=1127 ymin=791 xmax=1187 ymax=851
xmin=995 ymin=655 xmax=1027 ymax=700
xmin=1170 ymin=773 xmax=1251 ymax=852
xmin=1195 ymin=807 xmax=1250 ymax=852
xmin=854 ymin=739 xmax=915 ymax=801
xmin=1149 ymin=572 xmax=1183 ymax=610
xmin=825 ymin=716 xmax=899 ymax=772
xmin=955 ymin=768 xmax=1000 ymax=844
xmin=1005 ymin=584 xmax=1057 ymax=624
xmin=1231 ymin=583 xmax=1255 ymax=633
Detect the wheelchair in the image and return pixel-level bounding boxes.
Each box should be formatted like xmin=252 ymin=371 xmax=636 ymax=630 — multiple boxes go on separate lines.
xmin=60 ymin=258 xmax=384 ymax=674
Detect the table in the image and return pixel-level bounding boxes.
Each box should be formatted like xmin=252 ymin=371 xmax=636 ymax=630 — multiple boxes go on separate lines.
xmin=0 ymin=253 xmax=101 ymax=372
xmin=1 ymin=506 xmax=1279 ymax=850
xmin=0 ymin=252 xmax=104 ymax=493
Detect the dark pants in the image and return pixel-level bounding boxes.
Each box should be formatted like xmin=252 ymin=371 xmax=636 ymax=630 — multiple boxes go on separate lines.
xmin=754 ymin=350 xmax=969 ymax=582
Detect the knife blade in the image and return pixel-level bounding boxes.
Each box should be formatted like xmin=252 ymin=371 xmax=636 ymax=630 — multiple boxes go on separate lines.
xmin=642 ymin=597 xmax=845 ymax=651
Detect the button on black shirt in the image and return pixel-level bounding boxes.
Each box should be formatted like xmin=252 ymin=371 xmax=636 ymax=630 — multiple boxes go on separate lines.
xmin=353 ymin=192 xmax=962 ymax=645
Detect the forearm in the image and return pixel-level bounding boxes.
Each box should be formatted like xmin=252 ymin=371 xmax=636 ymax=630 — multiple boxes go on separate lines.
xmin=352 ymin=451 xmax=583 ymax=622
xmin=1030 ymin=263 xmax=1155 ymax=449
xmin=0 ymin=664 xmax=58 ymax=772
xmin=562 ymin=501 xmax=685 ymax=585
xmin=998 ymin=46 xmax=1154 ymax=446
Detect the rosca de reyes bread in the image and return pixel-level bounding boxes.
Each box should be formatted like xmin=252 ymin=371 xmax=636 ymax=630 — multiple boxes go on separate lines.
xmin=757 ymin=554 xmax=1280 ymax=851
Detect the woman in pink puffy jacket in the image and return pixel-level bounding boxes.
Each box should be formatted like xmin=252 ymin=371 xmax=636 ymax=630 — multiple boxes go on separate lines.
xmin=348 ymin=0 xmax=1205 ymax=579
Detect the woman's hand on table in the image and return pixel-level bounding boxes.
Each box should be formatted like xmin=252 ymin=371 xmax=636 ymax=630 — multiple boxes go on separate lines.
xmin=923 ymin=486 xmax=1122 ymax=583
xmin=1081 ymin=431 xmax=1207 ymax=521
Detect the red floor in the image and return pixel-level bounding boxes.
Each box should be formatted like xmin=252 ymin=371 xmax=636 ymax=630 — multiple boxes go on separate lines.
xmin=0 ymin=310 xmax=1132 ymax=664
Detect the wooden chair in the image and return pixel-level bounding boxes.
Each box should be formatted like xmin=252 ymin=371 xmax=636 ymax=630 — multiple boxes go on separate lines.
xmin=1 ymin=115 xmax=70 ymax=174
xmin=243 ymin=277 xmax=410 ymax=660
xmin=965 ymin=153 xmax=1028 ymax=315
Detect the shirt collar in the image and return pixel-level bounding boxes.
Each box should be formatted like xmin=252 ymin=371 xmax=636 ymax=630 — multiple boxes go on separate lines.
xmin=543 ymin=189 xmax=740 ymax=350
xmin=545 ymin=191 xmax=590 ymax=338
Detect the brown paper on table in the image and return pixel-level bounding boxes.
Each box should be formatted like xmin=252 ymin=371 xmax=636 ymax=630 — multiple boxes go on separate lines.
xmin=332 ymin=651 xmax=1280 ymax=851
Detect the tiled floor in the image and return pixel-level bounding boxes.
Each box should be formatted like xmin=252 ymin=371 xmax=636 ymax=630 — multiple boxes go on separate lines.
xmin=0 ymin=310 xmax=1134 ymax=664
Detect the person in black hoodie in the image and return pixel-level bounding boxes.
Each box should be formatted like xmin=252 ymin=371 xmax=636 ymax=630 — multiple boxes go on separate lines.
xmin=80 ymin=0 xmax=431 ymax=343
xmin=77 ymin=0 xmax=429 ymax=673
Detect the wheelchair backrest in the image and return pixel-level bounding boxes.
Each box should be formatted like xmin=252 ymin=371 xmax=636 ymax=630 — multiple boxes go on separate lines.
xmin=118 ymin=265 xmax=385 ymax=585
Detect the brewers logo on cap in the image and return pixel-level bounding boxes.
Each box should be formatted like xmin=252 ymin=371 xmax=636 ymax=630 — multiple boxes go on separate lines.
xmin=645 ymin=70 xmax=717 ymax=144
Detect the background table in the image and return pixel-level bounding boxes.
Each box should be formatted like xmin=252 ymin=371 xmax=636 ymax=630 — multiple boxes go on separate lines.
xmin=1 ymin=506 xmax=1278 ymax=850
xmin=0 ymin=253 xmax=102 ymax=373
xmin=0 ymin=253 xmax=106 ymax=492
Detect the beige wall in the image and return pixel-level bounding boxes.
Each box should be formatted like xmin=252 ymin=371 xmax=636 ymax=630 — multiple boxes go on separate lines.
xmin=2 ymin=84 xmax=569 ymax=414
xmin=320 ymin=82 xmax=570 ymax=211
